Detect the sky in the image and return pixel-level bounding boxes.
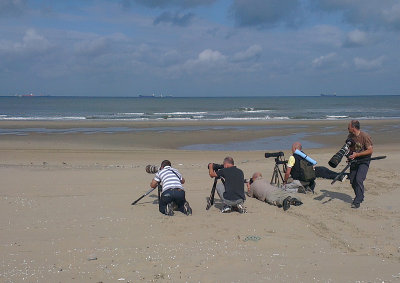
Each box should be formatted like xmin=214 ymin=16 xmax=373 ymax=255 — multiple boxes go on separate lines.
xmin=0 ymin=0 xmax=400 ymax=97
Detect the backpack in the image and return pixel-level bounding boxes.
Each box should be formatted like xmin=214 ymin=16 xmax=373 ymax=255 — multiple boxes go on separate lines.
xmin=298 ymin=158 xmax=316 ymax=182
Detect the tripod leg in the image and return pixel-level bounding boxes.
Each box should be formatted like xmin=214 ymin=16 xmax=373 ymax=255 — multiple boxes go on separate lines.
xmin=206 ymin=178 xmax=218 ymax=210
xmin=277 ymin=167 xmax=285 ymax=187
xmin=157 ymin=184 xmax=162 ymax=202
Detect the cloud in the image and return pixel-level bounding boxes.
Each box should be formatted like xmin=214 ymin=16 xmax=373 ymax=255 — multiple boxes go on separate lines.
xmin=132 ymin=0 xmax=216 ymax=9
xmin=232 ymin=45 xmax=262 ymax=62
xmin=74 ymin=37 xmax=110 ymax=57
xmin=312 ymin=52 xmax=337 ymax=68
xmin=0 ymin=28 xmax=51 ymax=54
xmin=230 ymin=0 xmax=300 ymax=27
xmin=0 ymin=0 xmax=26 ymax=16
xmin=354 ymin=56 xmax=384 ymax=71
xmin=343 ymin=29 xmax=369 ymax=47
xmin=315 ymin=0 xmax=400 ymax=30
xmin=153 ymin=11 xmax=195 ymax=27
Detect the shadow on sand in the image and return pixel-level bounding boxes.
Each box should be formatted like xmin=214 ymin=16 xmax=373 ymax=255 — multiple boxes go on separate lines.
xmin=314 ymin=189 xmax=353 ymax=204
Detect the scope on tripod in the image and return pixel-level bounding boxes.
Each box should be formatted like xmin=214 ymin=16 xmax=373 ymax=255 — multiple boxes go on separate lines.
xmin=265 ymin=152 xmax=284 ymax=158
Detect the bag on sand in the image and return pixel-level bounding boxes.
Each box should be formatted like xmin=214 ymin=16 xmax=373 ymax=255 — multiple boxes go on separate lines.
xmin=298 ymin=159 xmax=316 ymax=182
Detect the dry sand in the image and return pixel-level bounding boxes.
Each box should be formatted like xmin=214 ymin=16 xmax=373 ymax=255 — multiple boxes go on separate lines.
xmin=0 ymin=120 xmax=399 ymax=282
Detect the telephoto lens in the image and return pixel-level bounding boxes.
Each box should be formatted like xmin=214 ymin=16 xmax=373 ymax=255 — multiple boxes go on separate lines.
xmin=328 ymin=143 xmax=350 ymax=168
xmin=145 ymin=165 xmax=159 ymax=174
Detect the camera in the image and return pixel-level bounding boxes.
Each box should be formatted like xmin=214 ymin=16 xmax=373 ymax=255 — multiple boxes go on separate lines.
xmin=328 ymin=139 xmax=354 ymax=168
xmin=145 ymin=164 xmax=159 ymax=174
xmin=265 ymin=152 xmax=284 ymax=158
xmin=208 ymin=163 xmax=224 ymax=171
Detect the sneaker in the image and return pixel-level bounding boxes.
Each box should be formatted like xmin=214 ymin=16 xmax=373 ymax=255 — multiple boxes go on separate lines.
xmin=282 ymin=197 xmax=291 ymax=211
xmin=234 ymin=203 xmax=247 ymax=214
xmin=183 ymin=201 xmax=192 ymax=216
xmin=339 ymin=173 xmax=348 ymax=182
xmin=221 ymin=205 xmax=232 ymax=213
xmin=297 ymin=187 xmax=306 ymax=194
xmin=351 ymin=203 xmax=360 ymax=209
xmin=290 ymin=198 xmax=303 ymax=206
xmin=165 ymin=203 xmax=174 ymax=216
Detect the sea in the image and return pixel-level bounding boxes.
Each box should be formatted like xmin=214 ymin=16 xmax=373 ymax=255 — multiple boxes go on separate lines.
xmin=1 ymin=95 xmax=399 ymax=121
xmin=1 ymin=95 xmax=398 ymax=150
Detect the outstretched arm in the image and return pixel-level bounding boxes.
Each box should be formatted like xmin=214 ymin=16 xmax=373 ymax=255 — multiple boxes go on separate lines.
xmin=208 ymin=163 xmax=218 ymax=178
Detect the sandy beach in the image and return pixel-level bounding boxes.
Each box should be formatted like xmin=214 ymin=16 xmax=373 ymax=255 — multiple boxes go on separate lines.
xmin=1 ymin=119 xmax=399 ymax=282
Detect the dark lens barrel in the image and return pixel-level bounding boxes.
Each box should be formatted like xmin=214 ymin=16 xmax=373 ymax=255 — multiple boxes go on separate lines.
xmin=328 ymin=146 xmax=348 ymax=168
xmin=145 ymin=165 xmax=159 ymax=174
xmin=265 ymin=151 xmax=284 ymax=158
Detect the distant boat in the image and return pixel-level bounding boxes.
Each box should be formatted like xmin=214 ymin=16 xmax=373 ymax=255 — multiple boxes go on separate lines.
xmin=320 ymin=93 xmax=337 ymax=97
xmin=138 ymin=93 xmax=173 ymax=98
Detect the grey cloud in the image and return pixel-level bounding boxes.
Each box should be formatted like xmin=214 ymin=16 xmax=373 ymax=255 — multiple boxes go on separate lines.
xmin=232 ymin=45 xmax=262 ymax=62
xmin=230 ymin=0 xmax=300 ymax=27
xmin=354 ymin=56 xmax=384 ymax=71
xmin=314 ymin=0 xmax=400 ymax=30
xmin=74 ymin=37 xmax=110 ymax=57
xmin=0 ymin=28 xmax=51 ymax=55
xmin=311 ymin=52 xmax=337 ymax=69
xmin=0 ymin=0 xmax=27 ymax=16
xmin=343 ymin=29 xmax=369 ymax=48
xmin=132 ymin=0 xmax=216 ymax=9
xmin=154 ymin=11 xmax=195 ymax=27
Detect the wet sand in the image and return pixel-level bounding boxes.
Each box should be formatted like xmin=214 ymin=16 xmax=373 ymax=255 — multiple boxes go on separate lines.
xmin=0 ymin=120 xmax=399 ymax=282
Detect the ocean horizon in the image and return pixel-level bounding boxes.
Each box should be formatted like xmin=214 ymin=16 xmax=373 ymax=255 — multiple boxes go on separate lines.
xmin=0 ymin=95 xmax=399 ymax=121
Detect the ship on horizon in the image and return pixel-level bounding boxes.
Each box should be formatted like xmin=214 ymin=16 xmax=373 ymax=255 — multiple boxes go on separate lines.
xmin=320 ymin=93 xmax=337 ymax=97
xmin=138 ymin=93 xmax=173 ymax=98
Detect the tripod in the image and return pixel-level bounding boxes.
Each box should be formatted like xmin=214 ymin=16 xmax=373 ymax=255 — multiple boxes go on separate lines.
xmin=206 ymin=177 xmax=225 ymax=210
xmin=131 ymin=184 xmax=162 ymax=205
xmin=270 ymin=156 xmax=287 ymax=187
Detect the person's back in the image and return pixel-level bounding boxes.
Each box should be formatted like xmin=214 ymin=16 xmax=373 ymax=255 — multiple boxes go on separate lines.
xmin=217 ymin=166 xmax=245 ymax=201
xmin=247 ymin=173 xmax=302 ymax=211
xmin=248 ymin=178 xmax=276 ymax=202
xmin=151 ymin=160 xmax=192 ymax=216
xmin=208 ymin=156 xmax=246 ymax=213
xmin=155 ymin=166 xmax=183 ymax=193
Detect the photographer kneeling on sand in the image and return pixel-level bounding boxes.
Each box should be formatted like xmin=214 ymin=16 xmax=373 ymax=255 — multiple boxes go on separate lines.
xmin=208 ymin=156 xmax=246 ymax=213
xmin=247 ymin=172 xmax=302 ymax=211
xmin=150 ymin=160 xmax=192 ymax=216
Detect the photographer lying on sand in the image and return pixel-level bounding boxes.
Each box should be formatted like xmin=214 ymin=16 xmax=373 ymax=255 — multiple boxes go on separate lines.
xmin=247 ymin=172 xmax=302 ymax=211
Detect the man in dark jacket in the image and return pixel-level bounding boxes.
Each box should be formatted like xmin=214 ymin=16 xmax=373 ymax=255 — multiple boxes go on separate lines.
xmin=208 ymin=156 xmax=246 ymax=213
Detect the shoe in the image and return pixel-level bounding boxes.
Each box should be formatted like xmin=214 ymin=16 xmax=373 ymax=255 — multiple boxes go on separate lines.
xmin=283 ymin=197 xmax=291 ymax=211
xmin=290 ymin=198 xmax=303 ymax=206
xmin=234 ymin=203 xmax=247 ymax=214
xmin=183 ymin=201 xmax=192 ymax=216
xmin=165 ymin=203 xmax=174 ymax=216
xmin=221 ymin=205 xmax=232 ymax=213
xmin=351 ymin=203 xmax=360 ymax=209
xmin=297 ymin=187 xmax=306 ymax=194
xmin=339 ymin=173 xmax=348 ymax=182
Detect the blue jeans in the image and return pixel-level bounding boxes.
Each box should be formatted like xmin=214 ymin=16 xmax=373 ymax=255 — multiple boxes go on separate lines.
xmin=159 ymin=188 xmax=186 ymax=215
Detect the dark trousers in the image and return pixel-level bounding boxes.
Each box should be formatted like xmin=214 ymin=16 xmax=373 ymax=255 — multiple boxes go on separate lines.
xmin=315 ymin=166 xmax=340 ymax=180
xmin=159 ymin=188 xmax=186 ymax=215
xmin=349 ymin=162 xmax=369 ymax=204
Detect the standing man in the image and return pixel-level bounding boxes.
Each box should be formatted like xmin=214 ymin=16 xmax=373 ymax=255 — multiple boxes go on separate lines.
xmin=347 ymin=120 xmax=373 ymax=209
xmin=208 ymin=156 xmax=246 ymax=213
xmin=151 ymin=160 xmax=192 ymax=216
